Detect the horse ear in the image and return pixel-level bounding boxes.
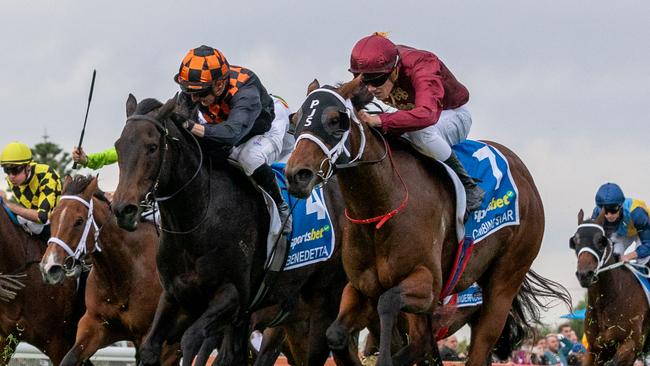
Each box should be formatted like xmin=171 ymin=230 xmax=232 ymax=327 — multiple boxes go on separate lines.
xmin=84 ymin=175 xmax=99 ymax=199
xmin=62 ymin=175 xmax=73 ymax=190
xmin=126 ymin=94 xmax=137 ymax=118
xmin=577 ymin=209 xmax=584 ymax=224
xmin=156 ymin=94 xmax=178 ymax=120
xmin=307 ymin=79 xmax=320 ymax=95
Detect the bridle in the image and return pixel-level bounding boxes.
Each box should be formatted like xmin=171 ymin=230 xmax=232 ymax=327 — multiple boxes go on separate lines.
xmin=293 ymin=87 xmax=408 ymax=229
xmin=125 ymin=113 xmax=212 ymax=235
xmin=47 ymin=195 xmax=101 ymax=275
xmin=574 ymin=222 xmax=650 ymax=279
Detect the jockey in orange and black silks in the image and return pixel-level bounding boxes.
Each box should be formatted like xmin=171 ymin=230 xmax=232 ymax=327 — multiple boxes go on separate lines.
xmin=174 ymin=45 xmax=293 ymax=234
xmin=592 ymin=183 xmax=650 ymax=262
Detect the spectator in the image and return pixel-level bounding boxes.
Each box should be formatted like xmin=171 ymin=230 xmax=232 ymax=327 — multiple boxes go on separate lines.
xmin=568 ymin=330 xmax=579 ymax=344
xmin=440 ymin=335 xmax=463 ymax=361
xmin=558 ymin=323 xmax=572 ymax=339
xmin=544 ymin=334 xmax=562 ymax=365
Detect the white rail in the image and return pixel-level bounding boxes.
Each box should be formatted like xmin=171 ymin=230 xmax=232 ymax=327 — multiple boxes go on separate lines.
xmin=13 ymin=343 xmax=135 ymax=362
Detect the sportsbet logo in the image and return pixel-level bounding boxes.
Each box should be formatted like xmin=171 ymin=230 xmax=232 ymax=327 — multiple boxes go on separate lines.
xmin=290 ymin=224 xmax=331 ymax=249
xmin=474 ymin=191 xmax=515 ymax=221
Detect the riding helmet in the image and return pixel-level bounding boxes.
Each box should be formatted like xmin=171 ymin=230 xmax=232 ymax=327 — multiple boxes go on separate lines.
xmin=174 ymin=45 xmax=229 ymax=93
xmin=595 ymin=182 xmax=625 ymax=207
xmin=349 ymin=32 xmax=399 ymax=74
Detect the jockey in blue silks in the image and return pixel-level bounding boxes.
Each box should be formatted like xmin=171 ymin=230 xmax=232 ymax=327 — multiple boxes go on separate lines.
xmin=591 ymin=182 xmax=650 ymax=262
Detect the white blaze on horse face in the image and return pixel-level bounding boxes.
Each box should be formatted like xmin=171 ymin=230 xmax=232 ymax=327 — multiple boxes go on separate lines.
xmin=43 ymin=251 xmax=61 ymax=272
xmin=304 ymin=99 xmax=320 ymax=127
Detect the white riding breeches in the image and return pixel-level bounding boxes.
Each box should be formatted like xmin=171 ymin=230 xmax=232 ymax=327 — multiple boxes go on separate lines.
xmin=401 ymin=105 xmax=472 ymax=161
xmin=229 ymin=96 xmax=291 ymax=176
xmin=364 ymin=98 xmax=472 ymax=161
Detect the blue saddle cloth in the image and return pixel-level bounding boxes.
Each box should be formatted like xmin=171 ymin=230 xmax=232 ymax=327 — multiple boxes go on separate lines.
xmin=453 ymin=140 xmax=520 ymax=243
xmin=0 ymin=197 xmax=20 ymax=225
xmin=272 ymin=163 xmax=336 ymax=271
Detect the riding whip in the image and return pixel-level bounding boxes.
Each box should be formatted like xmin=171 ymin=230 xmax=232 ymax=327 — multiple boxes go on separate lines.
xmin=73 ymin=69 xmax=97 ymax=169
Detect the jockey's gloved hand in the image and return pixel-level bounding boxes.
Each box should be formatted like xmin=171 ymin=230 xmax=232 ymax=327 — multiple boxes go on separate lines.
xmin=182 ymin=120 xmax=196 ymax=131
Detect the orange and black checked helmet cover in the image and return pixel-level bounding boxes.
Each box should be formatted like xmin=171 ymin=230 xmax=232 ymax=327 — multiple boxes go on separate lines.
xmin=174 ymin=45 xmax=230 ymax=92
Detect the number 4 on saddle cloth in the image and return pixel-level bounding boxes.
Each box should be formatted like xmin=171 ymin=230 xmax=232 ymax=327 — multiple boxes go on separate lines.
xmin=259 ymin=163 xmax=336 ymax=272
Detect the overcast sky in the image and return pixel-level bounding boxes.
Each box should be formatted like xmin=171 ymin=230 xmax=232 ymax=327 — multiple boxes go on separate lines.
xmin=1 ymin=1 xmax=649 ymax=334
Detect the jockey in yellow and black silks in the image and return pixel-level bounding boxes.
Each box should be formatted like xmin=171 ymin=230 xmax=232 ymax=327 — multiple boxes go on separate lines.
xmin=0 ymin=141 xmax=61 ymax=236
xmin=592 ymin=182 xmax=650 ymax=262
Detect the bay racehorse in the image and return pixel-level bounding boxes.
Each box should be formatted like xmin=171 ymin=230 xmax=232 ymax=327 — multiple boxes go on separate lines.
xmin=571 ymin=209 xmax=650 ymax=365
xmin=285 ymin=79 xmax=557 ymax=366
xmin=110 ymin=95 xmax=358 ymax=365
xmin=0 ymin=198 xmax=80 ymax=365
xmin=39 ymin=175 xmax=182 ymax=365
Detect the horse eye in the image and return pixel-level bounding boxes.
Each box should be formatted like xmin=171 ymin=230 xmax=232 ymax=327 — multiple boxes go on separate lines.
xmin=147 ymin=144 xmax=158 ymax=154
xmin=74 ymin=218 xmax=84 ymax=227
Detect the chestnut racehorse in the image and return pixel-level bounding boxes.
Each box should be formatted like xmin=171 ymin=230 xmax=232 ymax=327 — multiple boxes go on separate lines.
xmin=0 ymin=198 xmax=80 ymax=365
xmin=39 ymin=175 xmax=181 ymax=365
xmin=285 ymin=79 xmax=553 ymax=366
xmin=571 ymin=210 xmax=650 ymax=365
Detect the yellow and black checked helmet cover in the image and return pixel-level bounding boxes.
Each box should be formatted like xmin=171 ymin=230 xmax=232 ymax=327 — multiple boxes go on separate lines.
xmin=174 ymin=45 xmax=229 ymax=93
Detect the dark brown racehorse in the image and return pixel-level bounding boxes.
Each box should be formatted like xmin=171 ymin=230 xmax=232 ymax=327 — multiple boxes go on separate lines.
xmin=0 ymin=199 xmax=80 ymax=365
xmin=39 ymin=175 xmax=181 ymax=366
xmin=110 ymin=95 xmax=358 ymax=366
xmin=285 ymin=79 xmax=553 ymax=366
xmin=571 ymin=210 xmax=650 ymax=365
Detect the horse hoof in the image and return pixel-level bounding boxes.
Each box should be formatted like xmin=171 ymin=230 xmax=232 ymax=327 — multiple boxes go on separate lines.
xmin=139 ymin=346 xmax=161 ymax=366
xmin=326 ymin=324 xmax=348 ymax=351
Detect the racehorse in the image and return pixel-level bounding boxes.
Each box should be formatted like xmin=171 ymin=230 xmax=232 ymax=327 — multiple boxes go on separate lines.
xmin=0 ymin=198 xmax=80 ymax=365
xmin=110 ymin=95 xmax=358 ymax=366
xmin=285 ymin=78 xmax=555 ymax=366
xmin=39 ymin=175 xmax=182 ymax=366
xmin=571 ymin=210 xmax=650 ymax=365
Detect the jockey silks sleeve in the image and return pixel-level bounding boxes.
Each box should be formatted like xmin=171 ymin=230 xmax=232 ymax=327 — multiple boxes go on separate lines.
xmin=85 ymin=147 xmax=118 ymax=170
xmin=632 ymin=207 xmax=650 ymax=258
xmin=201 ymin=83 xmax=262 ymax=146
xmin=8 ymin=163 xmax=61 ymax=224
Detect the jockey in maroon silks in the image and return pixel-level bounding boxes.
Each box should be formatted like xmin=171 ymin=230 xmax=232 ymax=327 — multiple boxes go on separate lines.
xmin=349 ymin=33 xmax=485 ymax=211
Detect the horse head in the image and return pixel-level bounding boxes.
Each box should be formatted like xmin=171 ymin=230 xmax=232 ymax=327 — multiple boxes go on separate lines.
xmin=40 ymin=175 xmax=104 ymax=284
xmin=571 ymin=209 xmax=610 ymax=287
xmin=285 ymin=78 xmax=373 ymax=198
xmin=111 ymin=94 xmax=179 ymax=231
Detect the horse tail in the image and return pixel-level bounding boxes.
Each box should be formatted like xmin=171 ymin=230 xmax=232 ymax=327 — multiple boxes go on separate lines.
xmin=492 ymin=269 xmax=572 ymax=359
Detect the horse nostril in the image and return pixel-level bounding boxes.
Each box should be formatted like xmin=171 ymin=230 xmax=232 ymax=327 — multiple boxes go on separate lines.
xmin=295 ymin=169 xmax=314 ymax=185
xmin=45 ymin=265 xmax=65 ymax=284
xmin=123 ymin=204 xmax=138 ymax=216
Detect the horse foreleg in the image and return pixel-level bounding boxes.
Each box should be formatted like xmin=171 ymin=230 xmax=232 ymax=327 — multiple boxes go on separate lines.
xmin=180 ymin=317 xmax=211 ymax=366
xmin=378 ymin=266 xmax=434 ymax=366
xmin=252 ymin=327 xmax=285 ymax=366
xmin=612 ymin=338 xmax=641 ymax=365
xmin=327 ymin=283 xmax=373 ymax=366
xmin=60 ymin=314 xmax=111 ymax=366
xmin=140 ymin=293 xmax=183 ymax=366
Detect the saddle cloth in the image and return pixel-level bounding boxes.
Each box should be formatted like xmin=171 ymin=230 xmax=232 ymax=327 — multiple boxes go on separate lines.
xmin=260 ymin=163 xmax=336 ymax=271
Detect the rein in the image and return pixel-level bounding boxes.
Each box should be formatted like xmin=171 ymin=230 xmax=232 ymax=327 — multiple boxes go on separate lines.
xmin=126 ymin=114 xmax=211 ymax=235
xmin=294 ymin=87 xmax=409 ymax=230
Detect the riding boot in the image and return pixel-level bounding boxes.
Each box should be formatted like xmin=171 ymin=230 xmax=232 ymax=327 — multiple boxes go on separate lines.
xmin=444 ymin=152 xmax=485 ymax=212
xmin=251 ymin=164 xmax=292 ymax=235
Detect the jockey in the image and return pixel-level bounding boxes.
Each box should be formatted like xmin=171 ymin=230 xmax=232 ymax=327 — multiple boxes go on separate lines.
xmin=173 ymin=45 xmax=292 ymax=233
xmin=591 ymin=182 xmax=650 ymax=262
xmin=0 ymin=141 xmax=61 ymax=237
xmin=349 ymin=33 xmax=485 ymax=211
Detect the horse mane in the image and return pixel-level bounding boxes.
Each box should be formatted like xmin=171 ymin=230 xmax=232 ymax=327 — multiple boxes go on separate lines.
xmin=135 ymin=98 xmax=163 ymax=115
xmin=63 ymin=175 xmax=110 ymax=205
xmin=336 ymin=77 xmax=374 ymax=111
